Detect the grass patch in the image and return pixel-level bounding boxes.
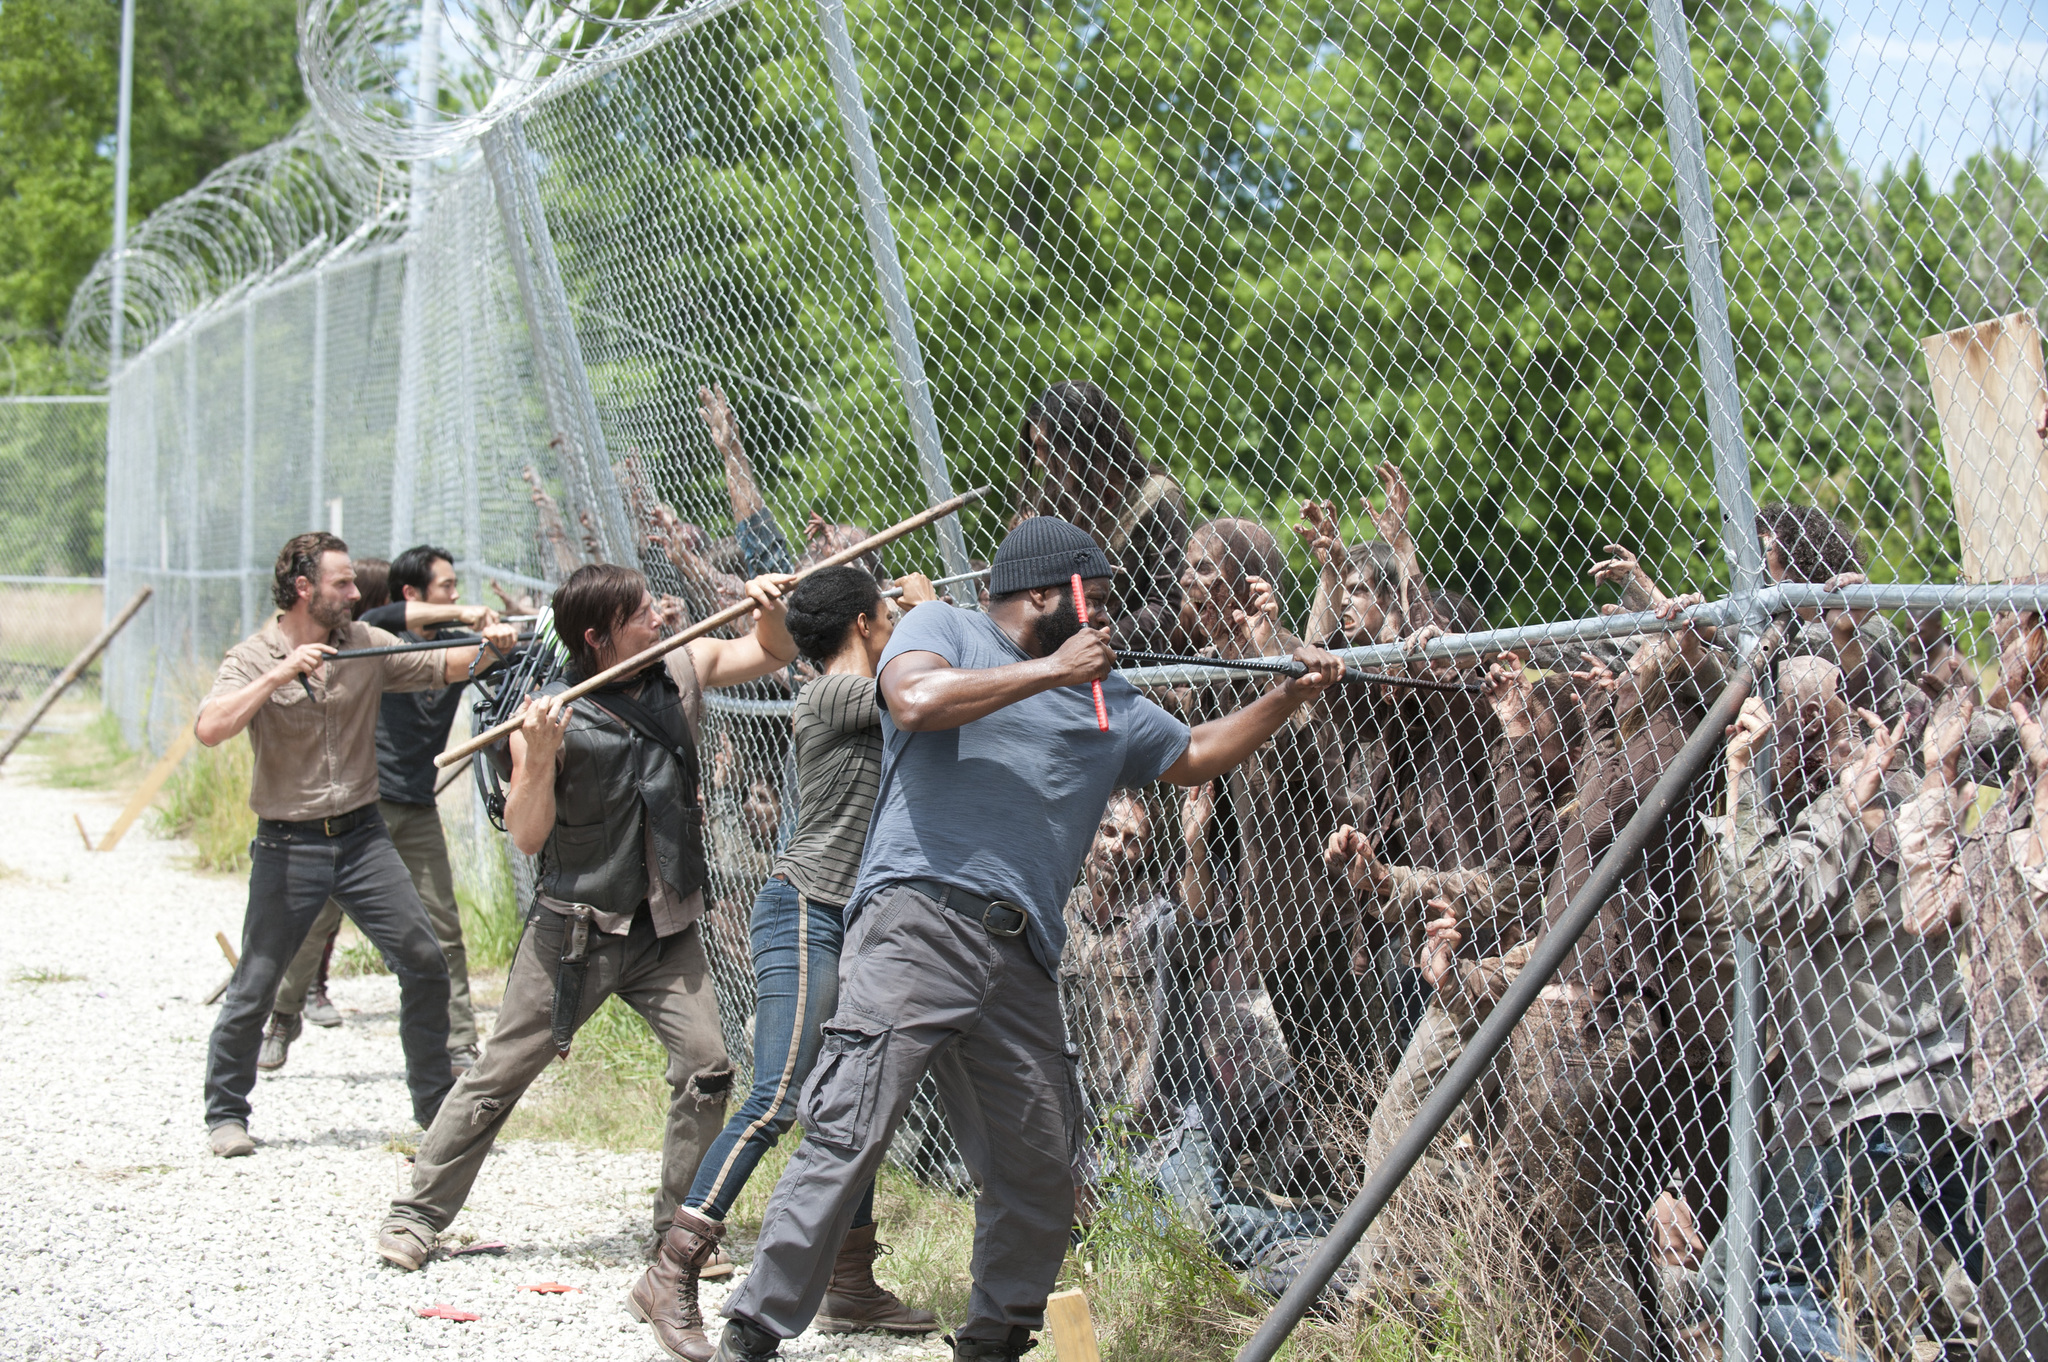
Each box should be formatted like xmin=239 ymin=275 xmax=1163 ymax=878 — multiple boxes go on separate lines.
xmin=0 ymin=860 xmax=20 ymax=880
xmin=11 ymin=966 xmax=86 ymax=984
xmin=151 ymin=732 xmax=257 ymax=873
xmin=454 ymin=832 xmax=523 ymax=973
xmin=500 ymin=993 xmax=673 ymax=1148
xmin=22 ymin=710 xmax=140 ymax=788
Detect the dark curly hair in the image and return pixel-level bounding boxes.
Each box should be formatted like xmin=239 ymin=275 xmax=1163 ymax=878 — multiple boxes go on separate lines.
xmin=1020 ymin=380 xmax=1147 ymax=488
xmin=784 ymin=566 xmax=884 ymax=667
xmin=1757 ymin=503 xmax=1861 ymax=584
xmin=271 ymin=531 xmax=349 ymax=611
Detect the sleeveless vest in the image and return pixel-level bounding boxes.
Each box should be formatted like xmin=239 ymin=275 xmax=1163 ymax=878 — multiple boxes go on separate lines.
xmin=537 ymin=664 xmax=707 ymax=923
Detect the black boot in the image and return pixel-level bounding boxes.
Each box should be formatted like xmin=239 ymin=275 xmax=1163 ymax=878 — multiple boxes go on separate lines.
xmin=947 ymin=1326 xmax=1037 ymax=1360
xmin=710 ymin=1315 xmax=781 ymax=1361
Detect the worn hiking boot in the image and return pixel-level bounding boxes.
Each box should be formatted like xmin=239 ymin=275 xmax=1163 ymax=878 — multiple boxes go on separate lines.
xmin=628 ymin=1205 xmax=724 ymax=1361
xmin=257 ymin=1011 xmax=302 ymax=1071
xmin=207 ymin=1122 xmax=255 ymax=1158
xmin=947 ymin=1327 xmax=1037 ymax=1360
xmin=815 ymin=1223 xmax=939 ymax=1334
xmin=710 ymin=1316 xmax=781 ymax=1361
xmin=377 ymin=1220 xmax=436 ymax=1271
xmin=447 ymin=1043 xmax=479 ymax=1076
xmin=304 ymin=987 xmax=343 ymax=1028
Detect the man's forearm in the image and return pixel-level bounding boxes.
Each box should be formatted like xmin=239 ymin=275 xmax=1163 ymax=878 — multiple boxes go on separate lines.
xmin=886 ymin=657 xmax=1063 ymax=732
xmin=504 ymin=771 xmax=555 ymax=856
xmin=1169 ymin=687 xmax=1301 ymax=784
xmin=195 ymin=674 xmax=285 ymax=746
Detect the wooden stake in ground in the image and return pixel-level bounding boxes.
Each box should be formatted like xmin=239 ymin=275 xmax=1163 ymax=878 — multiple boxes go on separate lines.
xmin=0 ymin=586 xmax=153 ymax=768
xmin=203 ymin=929 xmax=241 ymax=1005
xmin=436 ymin=486 xmax=993 ymax=768
xmin=1044 ymin=1288 xmax=1101 ymax=1362
xmin=94 ymin=723 xmax=197 ymax=852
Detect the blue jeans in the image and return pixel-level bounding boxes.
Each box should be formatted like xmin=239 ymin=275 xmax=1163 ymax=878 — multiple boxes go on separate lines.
xmin=736 ymin=507 xmax=796 ymax=577
xmin=683 ymin=876 xmax=875 ymax=1227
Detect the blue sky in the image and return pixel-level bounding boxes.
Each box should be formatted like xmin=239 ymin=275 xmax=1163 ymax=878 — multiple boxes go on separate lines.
xmin=1815 ymin=0 xmax=2047 ymax=187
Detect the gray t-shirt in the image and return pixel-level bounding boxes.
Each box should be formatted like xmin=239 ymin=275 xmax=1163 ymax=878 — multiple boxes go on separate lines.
xmin=848 ymin=602 xmax=1192 ymax=977
xmin=771 ymin=673 xmax=884 ymax=907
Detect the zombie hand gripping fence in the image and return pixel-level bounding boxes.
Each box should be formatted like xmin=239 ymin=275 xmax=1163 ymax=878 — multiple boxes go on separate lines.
xmin=60 ymin=0 xmax=2048 ymax=1353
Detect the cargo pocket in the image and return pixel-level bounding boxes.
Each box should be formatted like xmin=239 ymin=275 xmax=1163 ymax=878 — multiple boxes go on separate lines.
xmin=798 ymin=1016 xmax=891 ymax=1152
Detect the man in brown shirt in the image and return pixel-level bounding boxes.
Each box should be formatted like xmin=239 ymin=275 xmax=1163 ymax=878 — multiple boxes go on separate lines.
xmin=198 ymin=532 xmax=515 ymax=1157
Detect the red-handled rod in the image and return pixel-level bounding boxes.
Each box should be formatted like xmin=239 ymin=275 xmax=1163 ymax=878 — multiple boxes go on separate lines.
xmin=1073 ymin=573 xmax=1109 ymax=732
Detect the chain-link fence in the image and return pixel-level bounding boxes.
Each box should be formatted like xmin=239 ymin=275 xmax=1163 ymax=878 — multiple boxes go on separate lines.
xmin=65 ymin=0 xmax=2048 ymax=1353
xmin=0 ymin=395 xmax=107 ymax=727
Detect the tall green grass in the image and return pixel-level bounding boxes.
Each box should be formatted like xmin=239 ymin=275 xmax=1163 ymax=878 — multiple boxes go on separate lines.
xmin=152 ymin=732 xmax=257 ymax=873
xmin=22 ymin=710 xmax=140 ymax=788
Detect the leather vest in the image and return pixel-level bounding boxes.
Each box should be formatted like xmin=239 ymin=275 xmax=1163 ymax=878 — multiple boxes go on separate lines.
xmin=537 ymin=668 xmax=707 ymax=921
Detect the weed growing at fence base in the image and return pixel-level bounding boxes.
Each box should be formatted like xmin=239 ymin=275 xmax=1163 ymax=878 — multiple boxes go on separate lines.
xmin=152 ymin=732 xmax=255 ymax=873
xmin=453 ymin=831 xmax=522 ymax=973
xmin=11 ymin=966 xmax=86 ymax=984
xmin=22 ymin=710 xmax=139 ymax=788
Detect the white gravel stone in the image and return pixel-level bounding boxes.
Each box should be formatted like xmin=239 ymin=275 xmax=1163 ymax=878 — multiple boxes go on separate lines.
xmin=0 ymin=760 xmax=952 ymax=1361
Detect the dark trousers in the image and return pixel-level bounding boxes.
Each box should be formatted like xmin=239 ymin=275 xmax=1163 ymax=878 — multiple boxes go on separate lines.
xmin=204 ymin=810 xmax=453 ymax=1130
xmin=726 ymin=883 xmax=1079 ymax=1343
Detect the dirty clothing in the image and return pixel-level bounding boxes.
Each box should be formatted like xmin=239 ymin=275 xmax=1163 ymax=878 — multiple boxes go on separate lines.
xmin=724 ymin=885 xmax=1079 ymax=1343
xmin=205 ymin=808 xmax=451 ymax=1130
xmin=1013 ymin=469 xmax=1189 ymax=653
xmin=1723 ymin=773 xmax=1970 ymax=1153
xmin=386 ymin=910 xmax=730 ymax=1238
xmin=206 ymin=616 xmax=444 ymax=822
xmin=1062 ymin=888 xmax=1175 ymax=1120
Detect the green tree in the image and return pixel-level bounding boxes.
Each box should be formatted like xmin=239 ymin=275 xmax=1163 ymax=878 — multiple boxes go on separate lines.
xmin=0 ymin=0 xmax=306 ymax=391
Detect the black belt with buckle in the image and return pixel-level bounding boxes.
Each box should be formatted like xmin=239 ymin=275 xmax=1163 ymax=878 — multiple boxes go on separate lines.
xmin=258 ymin=804 xmax=376 ymax=839
xmin=902 ymin=878 xmax=1030 ymax=938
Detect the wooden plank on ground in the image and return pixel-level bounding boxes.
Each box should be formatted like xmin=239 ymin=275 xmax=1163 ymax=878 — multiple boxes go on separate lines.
xmin=1044 ymin=1287 xmax=1101 ymax=1362
xmin=94 ymin=723 xmax=197 ymax=852
xmin=1921 ymin=309 xmax=2048 ymax=583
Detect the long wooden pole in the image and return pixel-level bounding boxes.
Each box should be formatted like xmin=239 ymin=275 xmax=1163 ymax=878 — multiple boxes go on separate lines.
xmin=0 ymin=585 xmax=153 ymax=768
xmin=435 ymin=486 xmax=991 ymax=768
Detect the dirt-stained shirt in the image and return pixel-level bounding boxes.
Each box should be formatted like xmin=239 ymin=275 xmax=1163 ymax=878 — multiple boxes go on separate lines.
xmin=1897 ymin=785 xmax=2048 ymax=1127
xmin=205 ymin=616 xmax=445 ymax=822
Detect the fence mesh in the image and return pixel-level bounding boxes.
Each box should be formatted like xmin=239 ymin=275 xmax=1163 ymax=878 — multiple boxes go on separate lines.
xmin=0 ymin=396 xmax=107 ymax=728
xmin=67 ymin=0 xmax=2048 ymax=1353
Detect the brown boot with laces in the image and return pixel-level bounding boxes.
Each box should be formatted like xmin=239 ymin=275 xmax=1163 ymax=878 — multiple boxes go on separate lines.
xmin=815 ymin=1222 xmax=939 ymax=1334
xmin=628 ymin=1205 xmax=724 ymax=1362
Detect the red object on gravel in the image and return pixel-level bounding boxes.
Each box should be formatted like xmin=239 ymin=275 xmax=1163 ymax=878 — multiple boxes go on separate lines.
xmin=519 ymin=1282 xmax=580 ymax=1294
xmin=417 ymin=1305 xmax=480 ymax=1322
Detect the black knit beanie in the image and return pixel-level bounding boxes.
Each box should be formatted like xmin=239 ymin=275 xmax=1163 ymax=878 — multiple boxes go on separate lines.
xmin=989 ymin=516 xmax=1114 ymax=595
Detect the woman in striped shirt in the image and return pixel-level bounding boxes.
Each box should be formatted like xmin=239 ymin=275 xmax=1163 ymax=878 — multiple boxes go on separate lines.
xmin=646 ymin=565 xmax=938 ymax=1361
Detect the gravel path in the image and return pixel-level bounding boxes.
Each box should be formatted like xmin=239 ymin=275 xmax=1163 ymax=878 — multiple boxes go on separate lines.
xmin=0 ymin=761 xmax=952 ymax=1361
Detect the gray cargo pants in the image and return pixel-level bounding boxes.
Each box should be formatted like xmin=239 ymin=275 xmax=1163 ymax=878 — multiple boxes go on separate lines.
xmin=385 ymin=907 xmax=733 ymax=1240
xmin=725 ymin=883 xmax=1080 ymax=1343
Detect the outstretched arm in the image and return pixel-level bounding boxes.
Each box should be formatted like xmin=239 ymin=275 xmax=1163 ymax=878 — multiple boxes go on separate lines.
xmin=692 ymin=574 xmax=800 ymax=690
xmin=1160 ymin=644 xmax=1344 ymax=784
xmin=1365 ymin=461 xmax=1438 ymax=638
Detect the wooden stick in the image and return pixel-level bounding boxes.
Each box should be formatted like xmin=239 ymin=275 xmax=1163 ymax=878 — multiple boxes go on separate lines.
xmin=0 ymin=586 xmax=153 ymax=768
xmin=1044 ymin=1288 xmax=1101 ymax=1362
xmin=433 ymin=751 xmax=474 ymax=796
xmin=95 ymin=723 xmax=197 ymax=852
xmin=215 ymin=931 xmax=240 ymax=969
xmin=73 ymin=813 xmax=93 ymax=851
xmin=435 ymin=486 xmax=993 ymax=767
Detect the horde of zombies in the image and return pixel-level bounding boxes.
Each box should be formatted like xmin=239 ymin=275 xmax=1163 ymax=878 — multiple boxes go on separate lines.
xmin=197 ymin=383 xmax=2048 ymax=1362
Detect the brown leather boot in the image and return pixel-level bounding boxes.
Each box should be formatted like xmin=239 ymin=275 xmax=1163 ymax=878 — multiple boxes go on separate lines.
xmin=815 ymin=1222 xmax=940 ymax=1334
xmin=627 ymin=1206 xmax=724 ymax=1361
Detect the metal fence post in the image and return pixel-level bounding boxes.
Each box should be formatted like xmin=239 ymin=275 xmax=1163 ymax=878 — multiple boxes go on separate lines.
xmin=480 ymin=115 xmax=636 ymax=566
xmin=310 ymin=268 xmax=328 ymax=531
xmin=1645 ymin=1 xmax=1768 ymax=1356
xmin=814 ymin=0 xmax=976 ymax=588
xmin=240 ymin=302 xmax=258 ymax=634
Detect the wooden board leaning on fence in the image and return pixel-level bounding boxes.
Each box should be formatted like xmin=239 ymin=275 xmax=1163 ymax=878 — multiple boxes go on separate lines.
xmin=1922 ymin=309 xmax=2048 ymax=582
